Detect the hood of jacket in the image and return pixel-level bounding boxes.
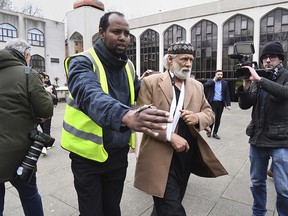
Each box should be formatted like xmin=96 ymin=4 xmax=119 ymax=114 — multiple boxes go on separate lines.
xmin=0 ymin=48 xmax=27 ymax=71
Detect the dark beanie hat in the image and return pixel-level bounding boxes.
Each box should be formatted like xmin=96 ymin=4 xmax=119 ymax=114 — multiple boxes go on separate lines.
xmin=260 ymin=41 xmax=285 ymax=63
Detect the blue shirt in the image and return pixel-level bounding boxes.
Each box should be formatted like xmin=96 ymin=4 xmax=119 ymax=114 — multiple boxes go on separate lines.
xmin=213 ymin=81 xmax=222 ymax=101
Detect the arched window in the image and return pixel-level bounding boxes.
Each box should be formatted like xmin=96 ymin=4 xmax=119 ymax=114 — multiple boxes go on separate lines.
xmin=191 ymin=20 xmax=217 ymax=79
xmin=28 ymin=28 xmax=44 ymax=47
xmin=30 ymin=54 xmax=45 ymax=72
xmin=70 ymin=32 xmax=83 ymax=54
xmin=126 ymin=33 xmax=136 ymax=69
xmin=140 ymin=29 xmax=159 ymax=75
xmin=222 ymin=14 xmax=254 ymax=78
xmin=0 ymin=23 xmax=17 ymax=42
xmin=163 ymin=24 xmax=186 ymax=53
xmin=260 ymin=8 xmax=288 ymax=67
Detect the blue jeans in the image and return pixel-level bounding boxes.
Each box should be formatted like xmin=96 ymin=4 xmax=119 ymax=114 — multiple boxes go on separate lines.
xmin=250 ymin=145 xmax=288 ymax=216
xmin=0 ymin=174 xmax=43 ymax=216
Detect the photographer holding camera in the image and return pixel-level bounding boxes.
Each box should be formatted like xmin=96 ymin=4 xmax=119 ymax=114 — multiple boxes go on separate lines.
xmin=237 ymin=41 xmax=288 ymax=216
xmin=0 ymin=38 xmax=54 ymax=216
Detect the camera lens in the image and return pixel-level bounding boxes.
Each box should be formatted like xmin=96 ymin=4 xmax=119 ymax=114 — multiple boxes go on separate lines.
xmin=235 ymin=68 xmax=251 ymax=79
xmin=17 ymin=140 xmax=44 ymax=182
xmin=17 ymin=130 xmax=55 ymax=182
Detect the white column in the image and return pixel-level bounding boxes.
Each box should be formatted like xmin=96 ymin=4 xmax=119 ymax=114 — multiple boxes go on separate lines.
xmin=217 ymin=24 xmax=223 ymax=69
xmin=159 ymin=33 xmax=164 ymax=72
xmin=253 ymin=17 xmax=261 ymax=64
xmin=136 ymin=34 xmax=141 ymax=77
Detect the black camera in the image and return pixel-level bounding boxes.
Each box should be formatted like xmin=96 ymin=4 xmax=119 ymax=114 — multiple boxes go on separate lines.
xmin=228 ymin=42 xmax=273 ymax=80
xmin=16 ymin=130 xmax=55 ymax=182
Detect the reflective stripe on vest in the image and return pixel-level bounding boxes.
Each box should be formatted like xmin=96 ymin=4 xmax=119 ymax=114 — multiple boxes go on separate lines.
xmin=61 ymin=48 xmax=135 ymax=162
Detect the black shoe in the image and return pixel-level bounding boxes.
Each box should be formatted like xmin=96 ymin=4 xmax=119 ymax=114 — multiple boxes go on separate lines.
xmin=206 ymin=132 xmax=211 ymax=137
xmin=213 ymin=133 xmax=220 ymax=139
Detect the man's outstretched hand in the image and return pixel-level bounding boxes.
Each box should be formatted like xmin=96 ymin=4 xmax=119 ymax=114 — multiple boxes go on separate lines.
xmin=122 ymin=105 xmax=172 ymax=138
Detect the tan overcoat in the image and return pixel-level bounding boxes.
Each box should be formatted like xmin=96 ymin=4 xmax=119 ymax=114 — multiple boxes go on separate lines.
xmin=134 ymin=71 xmax=227 ymax=198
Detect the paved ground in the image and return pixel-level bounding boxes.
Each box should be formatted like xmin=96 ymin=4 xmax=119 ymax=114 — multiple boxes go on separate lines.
xmin=4 ymin=102 xmax=277 ymax=216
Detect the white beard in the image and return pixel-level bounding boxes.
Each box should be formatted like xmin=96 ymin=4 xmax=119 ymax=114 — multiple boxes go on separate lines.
xmin=172 ymin=61 xmax=191 ymax=80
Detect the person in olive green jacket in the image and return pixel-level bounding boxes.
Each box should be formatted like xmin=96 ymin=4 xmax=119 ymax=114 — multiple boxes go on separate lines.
xmin=0 ymin=38 xmax=54 ymax=216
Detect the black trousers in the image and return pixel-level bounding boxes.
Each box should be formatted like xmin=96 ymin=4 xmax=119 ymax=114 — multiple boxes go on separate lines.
xmin=151 ymin=151 xmax=192 ymax=216
xmin=70 ymin=150 xmax=128 ymax=216
xmin=40 ymin=118 xmax=52 ymax=136
xmin=210 ymin=101 xmax=224 ymax=134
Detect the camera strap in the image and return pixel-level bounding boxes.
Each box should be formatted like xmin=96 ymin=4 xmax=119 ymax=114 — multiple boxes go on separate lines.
xmin=24 ymin=66 xmax=38 ymax=130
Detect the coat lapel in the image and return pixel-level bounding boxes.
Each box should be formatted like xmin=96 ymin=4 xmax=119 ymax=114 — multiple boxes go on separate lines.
xmin=159 ymin=71 xmax=173 ymax=105
xmin=159 ymin=73 xmax=196 ymax=109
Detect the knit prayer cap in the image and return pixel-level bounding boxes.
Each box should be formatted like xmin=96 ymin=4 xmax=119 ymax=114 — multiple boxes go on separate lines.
xmin=167 ymin=41 xmax=194 ymax=55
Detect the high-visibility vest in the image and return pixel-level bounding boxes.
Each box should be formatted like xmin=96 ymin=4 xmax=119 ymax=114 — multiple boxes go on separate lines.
xmin=61 ymin=47 xmax=136 ymax=162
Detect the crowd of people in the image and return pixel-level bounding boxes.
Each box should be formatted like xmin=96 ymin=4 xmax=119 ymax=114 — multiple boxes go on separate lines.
xmin=0 ymin=10 xmax=287 ymax=216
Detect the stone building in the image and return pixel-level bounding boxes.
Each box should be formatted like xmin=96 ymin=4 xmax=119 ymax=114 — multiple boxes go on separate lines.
xmin=0 ymin=8 xmax=66 ymax=86
xmin=65 ymin=0 xmax=288 ymax=100
xmin=128 ymin=0 xmax=288 ymax=99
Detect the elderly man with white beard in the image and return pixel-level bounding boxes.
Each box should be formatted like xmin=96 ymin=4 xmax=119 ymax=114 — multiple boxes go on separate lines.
xmin=134 ymin=41 xmax=227 ymax=216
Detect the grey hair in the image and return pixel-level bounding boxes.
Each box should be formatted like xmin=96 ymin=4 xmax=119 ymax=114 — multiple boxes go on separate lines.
xmin=5 ymin=38 xmax=31 ymax=56
xmin=163 ymin=54 xmax=169 ymax=69
xmin=163 ymin=54 xmax=177 ymax=69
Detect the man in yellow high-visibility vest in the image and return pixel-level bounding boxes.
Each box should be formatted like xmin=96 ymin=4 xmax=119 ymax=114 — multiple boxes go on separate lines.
xmin=62 ymin=11 xmax=171 ymax=216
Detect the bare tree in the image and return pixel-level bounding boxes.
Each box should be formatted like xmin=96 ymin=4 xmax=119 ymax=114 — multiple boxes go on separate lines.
xmin=21 ymin=3 xmax=42 ymax=17
xmin=0 ymin=0 xmax=12 ymax=10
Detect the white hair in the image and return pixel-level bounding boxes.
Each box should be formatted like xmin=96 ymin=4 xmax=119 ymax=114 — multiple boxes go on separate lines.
xmin=163 ymin=54 xmax=178 ymax=70
xmin=5 ymin=38 xmax=31 ymax=56
xmin=163 ymin=54 xmax=169 ymax=69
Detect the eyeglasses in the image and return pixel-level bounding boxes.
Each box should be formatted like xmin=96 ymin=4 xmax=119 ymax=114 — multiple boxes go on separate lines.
xmin=262 ymin=55 xmax=278 ymax=61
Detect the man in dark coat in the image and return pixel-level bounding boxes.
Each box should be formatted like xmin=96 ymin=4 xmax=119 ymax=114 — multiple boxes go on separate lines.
xmin=237 ymin=41 xmax=288 ymax=216
xmin=203 ymin=70 xmax=231 ymax=139
xmin=0 ymin=38 xmax=54 ymax=216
